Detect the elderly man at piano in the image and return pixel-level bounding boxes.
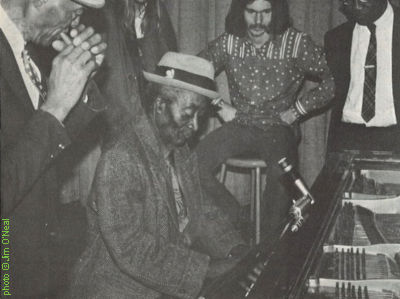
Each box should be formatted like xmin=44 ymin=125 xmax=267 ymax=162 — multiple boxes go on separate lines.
xmin=69 ymin=52 xmax=249 ymax=299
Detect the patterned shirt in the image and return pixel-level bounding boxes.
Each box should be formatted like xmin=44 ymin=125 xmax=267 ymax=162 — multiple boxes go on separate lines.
xmin=200 ymin=27 xmax=335 ymax=129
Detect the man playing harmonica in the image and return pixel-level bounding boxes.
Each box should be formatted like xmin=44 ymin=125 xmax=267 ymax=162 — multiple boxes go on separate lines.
xmin=1 ymin=0 xmax=107 ymax=296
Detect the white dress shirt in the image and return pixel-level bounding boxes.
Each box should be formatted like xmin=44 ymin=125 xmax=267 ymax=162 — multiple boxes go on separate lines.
xmin=134 ymin=3 xmax=147 ymax=39
xmin=0 ymin=4 xmax=41 ymax=109
xmin=342 ymin=2 xmax=396 ymax=127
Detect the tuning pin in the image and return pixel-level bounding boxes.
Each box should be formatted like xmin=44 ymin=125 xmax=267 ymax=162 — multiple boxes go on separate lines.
xmin=239 ymin=281 xmax=251 ymax=293
xmin=247 ymin=273 xmax=258 ymax=283
xmin=253 ymin=265 xmax=262 ymax=276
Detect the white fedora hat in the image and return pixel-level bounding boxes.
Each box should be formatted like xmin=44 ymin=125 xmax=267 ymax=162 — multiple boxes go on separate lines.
xmin=143 ymin=52 xmax=220 ymax=99
xmin=73 ymin=0 xmax=105 ymax=9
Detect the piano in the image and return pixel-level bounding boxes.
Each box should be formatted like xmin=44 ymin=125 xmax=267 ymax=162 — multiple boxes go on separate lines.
xmin=199 ymin=151 xmax=400 ymax=299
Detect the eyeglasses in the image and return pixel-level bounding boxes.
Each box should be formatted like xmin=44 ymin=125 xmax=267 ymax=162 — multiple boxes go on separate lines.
xmin=340 ymin=0 xmax=370 ymax=6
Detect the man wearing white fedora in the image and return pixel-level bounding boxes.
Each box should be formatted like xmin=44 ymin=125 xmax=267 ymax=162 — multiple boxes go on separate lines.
xmin=1 ymin=0 xmax=106 ymax=296
xmin=69 ymin=52 xmax=248 ymax=298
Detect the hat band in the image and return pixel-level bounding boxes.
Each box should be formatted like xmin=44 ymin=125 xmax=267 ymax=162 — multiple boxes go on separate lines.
xmin=155 ymin=66 xmax=217 ymax=92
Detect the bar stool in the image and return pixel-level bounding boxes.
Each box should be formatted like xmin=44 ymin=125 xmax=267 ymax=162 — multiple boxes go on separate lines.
xmin=219 ymin=157 xmax=267 ymax=244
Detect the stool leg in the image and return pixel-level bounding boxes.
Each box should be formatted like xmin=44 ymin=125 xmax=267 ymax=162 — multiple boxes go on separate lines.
xmin=250 ymin=169 xmax=256 ymax=245
xmin=250 ymin=169 xmax=256 ymax=223
xmin=219 ymin=163 xmax=227 ymax=183
xmin=255 ymin=167 xmax=261 ymax=244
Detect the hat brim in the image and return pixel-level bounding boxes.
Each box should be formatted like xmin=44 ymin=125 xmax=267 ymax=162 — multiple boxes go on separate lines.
xmin=143 ymin=71 xmax=220 ymax=100
xmin=73 ymin=0 xmax=105 ymax=9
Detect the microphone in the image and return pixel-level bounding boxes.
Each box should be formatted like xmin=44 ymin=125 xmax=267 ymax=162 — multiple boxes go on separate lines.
xmin=278 ymin=157 xmax=315 ymax=232
xmin=278 ymin=157 xmax=315 ymax=204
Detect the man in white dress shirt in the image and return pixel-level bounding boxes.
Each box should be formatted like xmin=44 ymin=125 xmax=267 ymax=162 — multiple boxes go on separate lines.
xmin=325 ymin=0 xmax=400 ymax=152
xmin=0 ymin=0 xmax=107 ymax=296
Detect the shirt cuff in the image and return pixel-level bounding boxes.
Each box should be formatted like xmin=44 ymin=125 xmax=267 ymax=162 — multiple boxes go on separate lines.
xmin=294 ymin=100 xmax=307 ymax=117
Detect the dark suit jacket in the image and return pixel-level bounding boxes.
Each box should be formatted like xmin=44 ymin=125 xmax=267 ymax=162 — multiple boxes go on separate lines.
xmin=138 ymin=0 xmax=178 ymax=73
xmin=325 ymin=7 xmax=400 ymax=152
xmin=84 ymin=1 xmax=146 ymax=142
xmin=93 ymin=0 xmax=177 ymax=135
xmin=0 ymin=29 xmax=105 ymax=296
xmin=69 ymin=113 xmax=244 ymax=299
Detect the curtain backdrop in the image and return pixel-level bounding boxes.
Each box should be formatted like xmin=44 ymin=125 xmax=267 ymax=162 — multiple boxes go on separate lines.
xmin=165 ymin=0 xmax=346 ymax=188
xmin=61 ymin=0 xmax=399 ymax=205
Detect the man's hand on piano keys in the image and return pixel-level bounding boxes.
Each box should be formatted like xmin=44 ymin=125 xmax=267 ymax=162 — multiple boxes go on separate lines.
xmin=228 ymin=244 xmax=251 ymax=259
xmin=206 ymin=258 xmax=240 ymax=279
xmin=206 ymin=244 xmax=250 ymax=279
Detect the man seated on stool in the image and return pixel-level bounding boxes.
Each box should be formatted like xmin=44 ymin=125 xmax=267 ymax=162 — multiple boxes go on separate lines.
xmin=69 ymin=52 xmax=248 ymax=299
xmin=195 ymin=0 xmax=335 ymax=241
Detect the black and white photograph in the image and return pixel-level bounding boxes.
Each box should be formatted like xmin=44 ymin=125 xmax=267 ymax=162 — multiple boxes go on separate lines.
xmin=1 ymin=0 xmax=400 ymax=298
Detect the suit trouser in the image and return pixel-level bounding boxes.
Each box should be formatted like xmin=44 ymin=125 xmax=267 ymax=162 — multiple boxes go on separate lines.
xmin=195 ymin=121 xmax=297 ymax=242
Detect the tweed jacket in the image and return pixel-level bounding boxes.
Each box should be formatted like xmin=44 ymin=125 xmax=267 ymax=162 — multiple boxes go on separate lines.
xmin=69 ymin=113 xmax=244 ymax=299
xmin=0 ymin=28 xmax=105 ymax=296
xmin=325 ymin=7 xmax=400 ymax=152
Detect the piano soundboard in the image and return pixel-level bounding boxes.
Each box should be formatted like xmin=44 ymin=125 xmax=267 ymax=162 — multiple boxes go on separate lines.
xmin=303 ymin=154 xmax=400 ymax=299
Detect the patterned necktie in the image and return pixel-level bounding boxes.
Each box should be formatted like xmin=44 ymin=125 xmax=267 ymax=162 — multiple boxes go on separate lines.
xmin=361 ymin=24 xmax=377 ymax=122
xmin=166 ymin=152 xmax=189 ymax=233
xmin=21 ymin=48 xmax=47 ymax=106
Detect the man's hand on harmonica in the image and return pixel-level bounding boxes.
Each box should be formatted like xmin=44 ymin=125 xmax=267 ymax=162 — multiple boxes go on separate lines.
xmin=42 ymin=26 xmax=107 ymax=123
xmin=52 ymin=25 xmax=107 ymax=67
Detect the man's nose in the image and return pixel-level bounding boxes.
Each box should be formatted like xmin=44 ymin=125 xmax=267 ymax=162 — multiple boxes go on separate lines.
xmin=352 ymin=0 xmax=366 ymax=10
xmin=73 ymin=7 xmax=84 ymax=18
xmin=255 ymin=12 xmax=263 ymax=25
xmin=69 ymin=0 xmax=84 ymax=15
xmin=190 ymin=113 xmax=199 ymax=131
xmin=354 ymin=0 xmax=362 ymax=9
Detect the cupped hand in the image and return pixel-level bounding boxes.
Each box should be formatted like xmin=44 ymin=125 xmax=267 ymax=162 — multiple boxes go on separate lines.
xmin=41 ymin=44 xmax=97 ymax=122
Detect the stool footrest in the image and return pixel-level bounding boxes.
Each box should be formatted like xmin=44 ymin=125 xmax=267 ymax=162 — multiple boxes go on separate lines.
xmin=225 ymin=158 xmax=267 ymax=169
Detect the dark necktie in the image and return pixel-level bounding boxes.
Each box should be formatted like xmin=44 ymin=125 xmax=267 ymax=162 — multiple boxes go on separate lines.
xmin=21 ymin=48 xmax=47 ymax=106
xmin=361 ymin=24 xmax=377 ymax=122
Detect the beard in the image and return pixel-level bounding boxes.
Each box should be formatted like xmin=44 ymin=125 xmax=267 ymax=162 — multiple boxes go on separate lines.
xmin=156 ymin=106 xmax=194 ymax=148
xmin=159 ymin=124 xmax=193 ymax=148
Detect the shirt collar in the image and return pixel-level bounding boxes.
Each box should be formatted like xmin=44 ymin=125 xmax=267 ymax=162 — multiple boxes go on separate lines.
xmin=374 ymin=1 xmax=393 ymax=28
xmin=0 ymin=4 xmax=25 ymax=57
xmin=163 ymin=147 xmax=173 ymax=164
xmin=135 ymin=2 xmax=148 ymax=20
xmin=243 ymin=36 xmax=270 ymax=51
xmin=243 ymin=29 xmax=287 ymax=50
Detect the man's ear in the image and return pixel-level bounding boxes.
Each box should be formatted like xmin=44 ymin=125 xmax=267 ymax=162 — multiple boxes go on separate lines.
xmin=155 ymin=96 xmax=166 ymax=114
